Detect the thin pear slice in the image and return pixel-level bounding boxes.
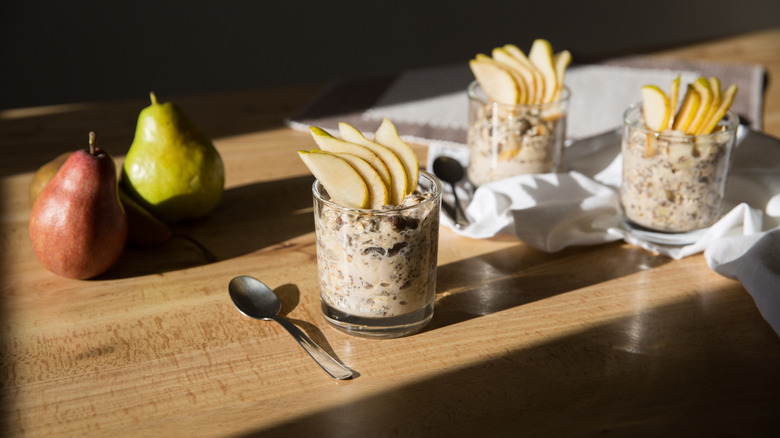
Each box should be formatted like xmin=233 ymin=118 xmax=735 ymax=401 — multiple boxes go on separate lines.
xmin=503 ymin=44 xmax=545 ymax=104
xmin=528 ymin=39 xmax=558 ymax=103
xmin=687 ymin=77 xmax=714 ymax=134
xmin=698 ymin=84 xmax=738 ymax=135
xmin=672 ymin=84 xmax=701 ymax=133
xmin=490 ymin=48 xmax=531 ymax=104
xmin=373 ymin=118 xmax=420 ymax=195
xmin=641 ymin=85 xmax=670 ymax=132
xmin=298 ymin=150 xmax=368 ymax=209
xmin=310 ymin=127 xmax=391 ymax=188
xmin=469 ymin=56 xmax=520 ymax=104
xmin=667 ymin=75 xmax=681 ymax=130
xmin=696 ymin=77 xmax=723 ymax=134
xmin=552 ymin=50 xmax=572 ymax=101
xmin=337 ymin=122 xmax=407 ymax=204
xmin=331 ymin=151 xmax=388 ymax=208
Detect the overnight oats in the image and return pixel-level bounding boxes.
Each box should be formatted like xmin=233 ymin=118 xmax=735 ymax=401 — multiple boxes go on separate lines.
xmin=467 ymin=81 xmax=569 ymax=185
xmin=465 ymin=39 xmax=572 ymax=185
xmin=313 ymin=170 xmax=441 ymax=338
xmin=620 ymin=93 xmax=739 ymax=244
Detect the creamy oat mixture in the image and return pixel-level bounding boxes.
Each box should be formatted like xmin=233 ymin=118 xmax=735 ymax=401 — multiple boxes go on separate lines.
xmin=315 ymin=192 xmax=439 ymax=318
xmin=467 ymin=104 xmax=566 ymax=186
xmin=620 ymin=129 xmax=734 ymax=232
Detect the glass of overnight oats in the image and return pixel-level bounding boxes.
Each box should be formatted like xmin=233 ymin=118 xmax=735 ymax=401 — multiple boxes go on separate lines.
xmin=298 ymin=118 xmax=441 ymax=338
xmin=620 ymin=76 xmax=739 ymax=244
xmin=313 ymin=170 xmax=441 ymax=338
xmin=466 ymin=81 xmax=569 ymax=185
xmin=465 ymin=39 xmax=572 ymax=186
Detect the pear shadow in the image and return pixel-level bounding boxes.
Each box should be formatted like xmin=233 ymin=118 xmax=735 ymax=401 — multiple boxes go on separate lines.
xmin=425 ymin=241 xmax=671 ymax=332
xmin=99 ymin=174 xmax=316 ymax=279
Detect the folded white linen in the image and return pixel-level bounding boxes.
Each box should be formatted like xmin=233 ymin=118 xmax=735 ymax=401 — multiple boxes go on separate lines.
xmin=705 ymin=228 xmax=780 ymax=335
xmin=430 ymin=127 xmax=780 ymax=334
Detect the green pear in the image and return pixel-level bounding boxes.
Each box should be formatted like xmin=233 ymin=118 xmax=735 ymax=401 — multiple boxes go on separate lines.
xmin=122 ymin=92 xmax=225 ymax=223
xmin=29 ymin=132 xmax=128 ymax=279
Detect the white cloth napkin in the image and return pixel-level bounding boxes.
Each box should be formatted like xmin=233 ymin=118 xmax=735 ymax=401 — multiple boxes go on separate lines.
xmin=705 ymin=228 xmax=780 ymax=335
xmin=430 ymin=127 xmax=780 ymax=334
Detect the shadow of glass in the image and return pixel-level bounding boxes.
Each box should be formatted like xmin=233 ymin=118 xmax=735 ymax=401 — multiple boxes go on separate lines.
xmin=99 ymin=174 xmax=316 ymax=279
xmin=427 ymin=242 xmax=670 ymax=332
xmin=233 ymin=290 xmax=780 ymax=437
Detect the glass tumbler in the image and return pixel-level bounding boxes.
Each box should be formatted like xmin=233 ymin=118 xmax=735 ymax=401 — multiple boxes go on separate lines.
xmin=312 ymin=170 xmax=442 ymax=338
xmin=466 ymin=80 xmax=569 ymax=186
xmin=620 ymin=101 xmax=739 ymax=244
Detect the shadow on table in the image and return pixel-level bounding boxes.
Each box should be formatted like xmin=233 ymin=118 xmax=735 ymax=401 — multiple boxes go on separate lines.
xmin=426 ymin=241 xmax=670 ymax=332
xmin=234 ymin=291 xmax=780 ymax=437
xmin=99 ymin=174 xmax=316 ymax=279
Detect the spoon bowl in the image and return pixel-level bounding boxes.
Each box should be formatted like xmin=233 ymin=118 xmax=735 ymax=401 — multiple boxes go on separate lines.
xmin=229 ymin=275 xmax=353 ymax=380
xmin=432 ymin=156 xmax=469 ymax=227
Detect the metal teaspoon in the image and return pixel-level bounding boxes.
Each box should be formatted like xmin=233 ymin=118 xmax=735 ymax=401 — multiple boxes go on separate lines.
xmin=432 ymin=156 xmax=470 ymax=227
xmin=228 ymin=275 xmax=353 ymax=380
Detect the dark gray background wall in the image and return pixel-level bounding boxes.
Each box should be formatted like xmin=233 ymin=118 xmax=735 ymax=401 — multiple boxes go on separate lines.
xmin=2 ymin=0 xmax=779 ymax=110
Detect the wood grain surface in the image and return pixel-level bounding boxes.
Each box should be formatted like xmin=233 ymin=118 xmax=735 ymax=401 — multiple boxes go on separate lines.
xmin=2 ymin=29 xmax=780 ymax=437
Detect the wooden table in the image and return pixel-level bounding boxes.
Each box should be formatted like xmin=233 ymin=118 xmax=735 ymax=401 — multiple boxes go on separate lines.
xmin=3 ymin=29 xmax=780 ymax=437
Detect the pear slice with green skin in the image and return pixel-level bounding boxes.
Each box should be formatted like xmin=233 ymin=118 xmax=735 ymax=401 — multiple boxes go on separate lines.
xmin=503 ymin=44 xmax=545 ymax=104
xmin=373 ymin=118 xmax=420 ymax=195
xmin=310 ymin=127 xmax=391 ymax=189
xmin=672 ymin=84 xmax=701 ymax=133
xmin=329 ymin=151 xmax=389 ymax=209
xmin=667 ymin=75 xmax=681 ymax=130
xmin=336 ymin=122 xmax=407 ymax=205
xmin=552 ymin=50 xmax=572 ymax=101
xmin=641 ymin=85 xmax=670 ymax=132
xmin=469 ymin=56 xmax=520 ymax=105
xmin=696 ymin=77 xmax=723 ymax=135
xmin=698 ymin=84 xmax=738 ymax=135
xmin=490 ymin=49 xmax=531 ymax=104
xmin=298 ymin=150 xmax=369 ymax=209
xmin=528 ymin=39 xmax=558 ymax=103
xmin=687 ymin=77 xmax=714 ymax=134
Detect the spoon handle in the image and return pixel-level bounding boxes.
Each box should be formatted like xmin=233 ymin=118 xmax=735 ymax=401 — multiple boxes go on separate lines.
xmin=272 ymin=316 xmax=354 ymax=380
xmin=451 ymin=183 xmax=470 ymax=227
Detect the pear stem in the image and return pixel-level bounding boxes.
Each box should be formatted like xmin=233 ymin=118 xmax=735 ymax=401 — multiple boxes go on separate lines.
xmin=150 ymin=92 xmax=158 ymax=105
xmin=88 ymin=131 xmax=97 ymax=155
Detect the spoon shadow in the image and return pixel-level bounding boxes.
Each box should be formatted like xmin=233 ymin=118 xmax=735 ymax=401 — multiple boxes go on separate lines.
xmin=273 ymin=283 xmax=355 ymax=375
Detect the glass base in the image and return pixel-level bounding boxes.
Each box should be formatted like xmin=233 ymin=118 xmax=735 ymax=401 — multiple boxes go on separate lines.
xmin=321 ymin=301 xmax=434 ymax=339
xmin=622 ymin=217 xmax=708 ymax=246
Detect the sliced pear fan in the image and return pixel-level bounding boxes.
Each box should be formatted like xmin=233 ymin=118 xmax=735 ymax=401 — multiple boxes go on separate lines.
xmin=641 ymin=85 xmax=670 ymax=132
xmin=528 ymin=39 xmax=558 ymax=103
xmin=373 ymin=118 xmax=420 ymax=195
xmin=645 ymin=75 xmax=736 ymax=135
xmin=468 ymin=56 xmax=520 ymax=104
xmin=471 ymin=39 xmax=570 ymax=106
xmin=337 ymin=122 xmax=408 ymax=205
xmin=298 ymin=150 xmax=368 ymax=209
xmin=310 ymin=127 xmax=392 ymax=189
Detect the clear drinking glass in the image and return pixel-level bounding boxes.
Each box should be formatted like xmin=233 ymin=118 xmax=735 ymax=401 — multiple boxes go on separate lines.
xmin=466 ymin=80 xmax=569 ymax=186
xmin=312 ymin=170 xmax=442 ymax=338
xmin=620 ymin=102 xmax=739 ymax=244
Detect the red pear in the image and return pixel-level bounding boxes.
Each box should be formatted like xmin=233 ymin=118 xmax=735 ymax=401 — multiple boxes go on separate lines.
xmin=29 ymin=132 xmax=128 ymax=279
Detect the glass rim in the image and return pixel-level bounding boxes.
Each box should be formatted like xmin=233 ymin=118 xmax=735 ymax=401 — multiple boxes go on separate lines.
xmin=312 ymin=168 xmax=442 ymax=214
xmin=467 ymin=79 xmax=570 ymax=108
xmin=623 ymin=100 xmax=740 ymax=138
